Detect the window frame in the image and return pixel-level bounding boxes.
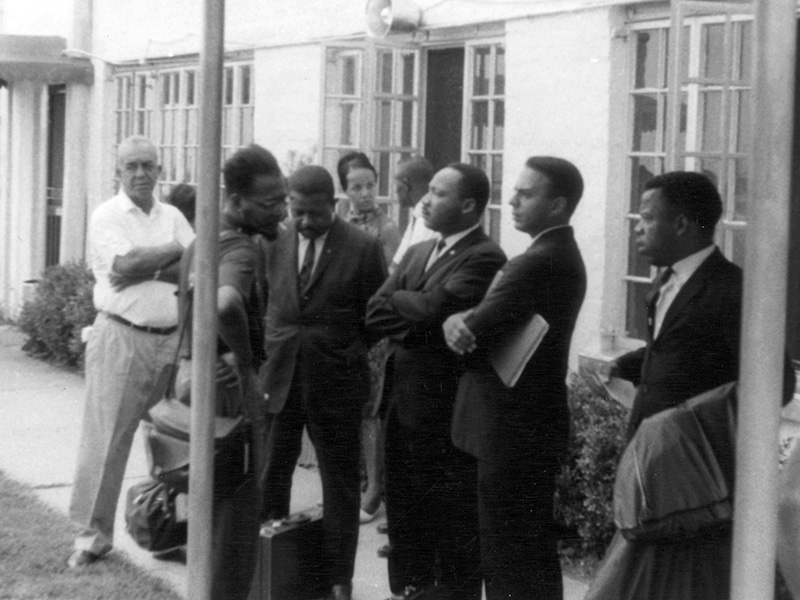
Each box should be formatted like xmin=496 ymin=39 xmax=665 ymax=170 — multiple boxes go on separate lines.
xmin=463 ymin=38 xmax=505 ymax=242
xmin=113 ymin=56 xmax=254 ymax=198
xmin=618 ymin=6 xmax=754 ymax=343
xmin=321 ymin=40 xmax=422 ymax=223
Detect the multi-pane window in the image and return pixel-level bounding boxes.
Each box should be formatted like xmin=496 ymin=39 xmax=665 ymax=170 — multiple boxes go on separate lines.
xmin=114 ymin=75 xmax=133 ymax=144
xmin=372 ymin=47 xmax=419 ymax=199
xmin=322 ymin=44 xmax=420 ymax=220
xmin=465 ymin=42 xmax=505 ymax=241
xmin=159 ymin=71 xmax=181 ymax=189
xmin=323 ymin=47 xmax=364 ymax=172
xmin=114 ymin=61 xmax=254 ymax=197
xmin=222 ymin=64 xmax=254 ymax=164
xmin=624 ymin=26 xmax=671 ymax=339
xmin=623 ymin=11 xmax=752 ymax=340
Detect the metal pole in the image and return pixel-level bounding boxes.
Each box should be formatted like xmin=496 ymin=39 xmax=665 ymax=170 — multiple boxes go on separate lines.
xmin=731 ymin=1 xmax=796 ymax=599
xmin=61 ymin=0 xmax=92 ymax=263
xmin=187 ymin=1 xmax=224 ymax=598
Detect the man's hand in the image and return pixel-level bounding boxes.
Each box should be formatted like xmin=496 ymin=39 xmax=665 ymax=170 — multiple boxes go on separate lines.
xmin=216 ymin=355 xmax=241 ymax=388
xmin=580 ymin=360 xmax=620 ymax=397
xmin=443 ymin=311 xmax=477 ymax=355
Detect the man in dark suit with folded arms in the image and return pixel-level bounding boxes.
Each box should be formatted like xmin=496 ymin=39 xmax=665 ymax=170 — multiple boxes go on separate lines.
xmin=259 ymin=165 xmax=386 ymax=600
xmin=366 ymin=163 xmax=506 ymax=600
xmin=444 ymin=156 xmax=587 ymax=600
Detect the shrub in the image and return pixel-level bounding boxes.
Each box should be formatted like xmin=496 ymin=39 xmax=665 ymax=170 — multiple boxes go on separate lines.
xmin=556 ymin=370 xmax=629 ymax=561
xmin=18 ymin=262 xmax=96 ymax=369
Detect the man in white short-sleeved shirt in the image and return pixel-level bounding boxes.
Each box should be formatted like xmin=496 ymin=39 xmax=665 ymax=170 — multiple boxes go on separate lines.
xmin=67 ymin=136 xmax=194 ymax=568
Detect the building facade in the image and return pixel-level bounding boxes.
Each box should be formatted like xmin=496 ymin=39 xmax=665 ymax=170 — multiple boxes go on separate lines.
xmin=2 ymin=0 xmax=798 ymax=374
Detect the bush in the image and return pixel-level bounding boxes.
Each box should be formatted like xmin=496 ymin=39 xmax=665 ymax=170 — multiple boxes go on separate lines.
xmin=18 ymin=262 xmax=96 ymax=369
xmin=556 ymin=371 xmax=629 ymax=561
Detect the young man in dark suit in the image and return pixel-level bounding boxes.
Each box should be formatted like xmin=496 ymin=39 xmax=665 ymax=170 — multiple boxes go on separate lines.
xmin=596 ymin=171 xmax=742 ymax=438
xmin=366 ymin=163 xmax=506 ymax=600
xmin=259 ymin=165 xmax=387 ymax=600
xmin=444 ymin=156 xmax=587 ymax=600
xmin=584 ymin=171 xmax=795 ymax=600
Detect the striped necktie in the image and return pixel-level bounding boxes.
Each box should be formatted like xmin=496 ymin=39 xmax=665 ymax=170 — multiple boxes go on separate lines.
xmin=298 ymin=238 xmax=316 ymax=292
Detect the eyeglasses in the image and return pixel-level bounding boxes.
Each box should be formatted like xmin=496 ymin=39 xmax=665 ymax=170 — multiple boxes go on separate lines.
xmin=249 ymin=193 xmax=287 ymax=212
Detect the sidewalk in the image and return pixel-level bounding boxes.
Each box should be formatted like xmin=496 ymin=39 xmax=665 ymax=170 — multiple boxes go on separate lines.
xmin=0 ymin=325 xmax=589 ymax=600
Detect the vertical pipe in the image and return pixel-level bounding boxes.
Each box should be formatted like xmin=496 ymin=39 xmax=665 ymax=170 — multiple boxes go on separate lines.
xmin=187 ymin=1 xmax=224 ymax=599
xmin=61 ymin=0 xmax=92 ymax=263
xmin=731 ymin=1 xmax=796 ymax=599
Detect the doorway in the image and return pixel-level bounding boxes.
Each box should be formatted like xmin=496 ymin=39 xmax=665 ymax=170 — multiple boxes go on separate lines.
xmin=424 ymin=48 xmax=464 ymax=172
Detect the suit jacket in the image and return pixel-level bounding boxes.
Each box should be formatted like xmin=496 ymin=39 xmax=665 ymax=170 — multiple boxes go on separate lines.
xmin=616 ymin=248 xmax=742 ymax=437
xmin=451 ymin=226 xmax=587 ymax=462
xmin=366 ymin=227 xmax=506 ymax=432
xmin=260 ymin=217 xmax=387 ymax=414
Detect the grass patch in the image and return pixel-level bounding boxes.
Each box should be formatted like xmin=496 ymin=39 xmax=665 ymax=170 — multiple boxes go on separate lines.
xmin=0 ymin=470 xmax=182 ymax=600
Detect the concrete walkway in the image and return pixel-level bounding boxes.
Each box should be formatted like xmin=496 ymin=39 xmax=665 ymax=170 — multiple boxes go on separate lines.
xmin=0 ymin=324 xmax=589 ymax=600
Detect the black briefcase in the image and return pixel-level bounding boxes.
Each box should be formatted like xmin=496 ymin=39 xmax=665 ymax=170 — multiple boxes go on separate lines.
xmin=248 ymin=506 xmax=326 ymax=600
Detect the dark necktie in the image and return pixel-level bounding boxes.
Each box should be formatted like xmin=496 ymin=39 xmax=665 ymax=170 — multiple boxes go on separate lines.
xmin=298 ymin=238 xmax=316 ymax=292
xmin=426 ymin=238 xmax=447 ymax=271
xmin=646 ymin=267 xmax=674 ymax=334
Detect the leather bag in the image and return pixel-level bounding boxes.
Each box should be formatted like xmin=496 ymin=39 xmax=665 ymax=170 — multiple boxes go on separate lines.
xmin=124 ymin=479 xmax=187 ymax=553
xmin=144 ymin=299 xmax=255 ymax=495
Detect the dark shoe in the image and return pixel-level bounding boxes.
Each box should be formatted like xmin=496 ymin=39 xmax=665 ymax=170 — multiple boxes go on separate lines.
xmin=377 ymin=542 xmax=393 ymax=558
xmin=327 ymin=582 xmax=352 ymax=600
xmin=67 ymin=549 xmax=106 ymax=569
xmin=377 ymin=521 xmax=389 ymax=534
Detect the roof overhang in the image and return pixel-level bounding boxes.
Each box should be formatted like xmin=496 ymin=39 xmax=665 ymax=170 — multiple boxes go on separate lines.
xmin=0 ymin=35 xmax=93 ymax=87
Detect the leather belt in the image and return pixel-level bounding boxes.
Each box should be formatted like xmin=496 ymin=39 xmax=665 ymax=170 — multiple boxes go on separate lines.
xmin=106 ymin=312 xmax=178 ymax=336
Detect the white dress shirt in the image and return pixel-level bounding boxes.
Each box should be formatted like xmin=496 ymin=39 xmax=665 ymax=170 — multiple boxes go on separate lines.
xmin=653 ymin=244 xmax=716 ymax=338
xmin=425 ymin=222 xmax=482 ymax=271
xmin=297 ymin=229 xmax=330 ymax=276
xmin=393 ymin=203 xmax=438 ymax=266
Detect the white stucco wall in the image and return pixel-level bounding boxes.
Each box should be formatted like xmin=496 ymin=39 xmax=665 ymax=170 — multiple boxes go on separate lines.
xmin=87 ymin=0 xmax=648 ymax=61
xmin=254 ymin=44 xmax=322 ymax=171
xmin=501 ymin=8 xmax=615 ymax=362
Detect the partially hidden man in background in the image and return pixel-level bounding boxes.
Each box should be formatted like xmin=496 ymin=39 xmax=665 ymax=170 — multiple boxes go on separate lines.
xmin=390 ymin=156 xmax=436 ymax=275
xmin=68 ymin=136 xmax=194 ymax=568
xmin=444 ymin=156 xmax=587 ymax=600
xmin=367 ymin=163 xmax=506 ymax=600
xmin=259 ymin=165 xmax=387 ymax=600
xmin=173 ymin=144 xmax=286 ymax=599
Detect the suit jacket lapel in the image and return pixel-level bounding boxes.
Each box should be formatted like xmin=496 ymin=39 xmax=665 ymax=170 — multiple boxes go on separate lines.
xmin=405 ymin=239 xmax=437 ymax=289
xmin=304 ymin=218 xmax=340 ymax=294
xmin=419 ymin=228 xmax=485 ymax=286
xmin=657 ymin=248 xmax=724 ymax=339
xmin=285 ymin=223 xmax=301 ymax=310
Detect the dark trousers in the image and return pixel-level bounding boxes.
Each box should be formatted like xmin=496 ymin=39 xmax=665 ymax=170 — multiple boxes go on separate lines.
xmin=261 ymin=384 xmax=361 ymax=587
xmin=212 ymin=474 xmax=262 ymax=600
xmin=477 ymin=449 xmax=563 ymax=600
xmin=385 ymin=409 xmax=482 ymax=599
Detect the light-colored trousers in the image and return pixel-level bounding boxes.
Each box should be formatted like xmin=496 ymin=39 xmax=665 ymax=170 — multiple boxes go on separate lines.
xmin=69 ymin=312 xmax=178 ymax=553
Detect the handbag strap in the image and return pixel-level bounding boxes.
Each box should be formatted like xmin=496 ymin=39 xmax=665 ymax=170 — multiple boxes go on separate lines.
xmin=148 ymin=295 xmax=192 ymax=406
